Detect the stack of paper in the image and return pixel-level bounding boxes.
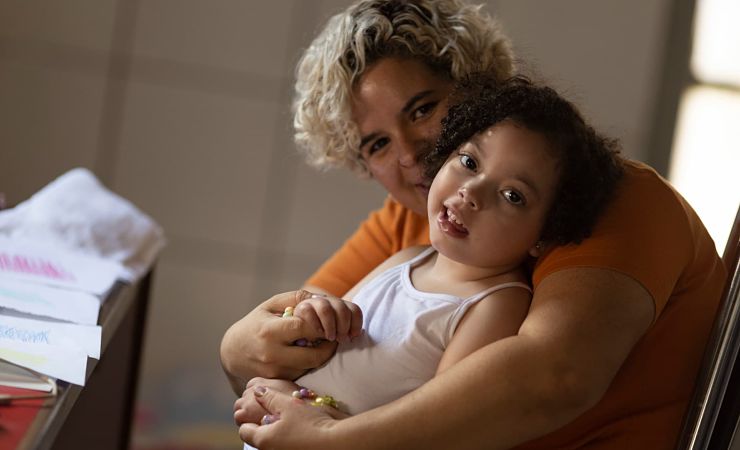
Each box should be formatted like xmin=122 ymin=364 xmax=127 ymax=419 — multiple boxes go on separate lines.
xmin=0 ymin=168 xmax=164 ymax=389
xmin=0 ymin=237 xmax=125 ymax=387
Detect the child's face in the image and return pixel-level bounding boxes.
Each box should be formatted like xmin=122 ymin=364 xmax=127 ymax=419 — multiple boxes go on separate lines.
xmin=427 ymin=122 xmax=560 ymax=270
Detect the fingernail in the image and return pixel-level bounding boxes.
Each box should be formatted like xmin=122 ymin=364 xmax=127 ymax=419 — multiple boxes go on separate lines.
xmin=260 ymin=413 xmax=280 ymax=425
xmin=254 ymin=386 xmax=267 ymax=397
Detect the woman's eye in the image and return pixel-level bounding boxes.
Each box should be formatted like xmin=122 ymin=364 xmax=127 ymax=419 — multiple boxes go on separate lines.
xmin=459 ymin=154 xmax=477 ymax=171
xmin=411 ymin=102 xmax=436 ymax=121
xmin=366 ymin=137 xmax=389 ymax=157
xmin=502 ymin=189 xmax=525 ymax=205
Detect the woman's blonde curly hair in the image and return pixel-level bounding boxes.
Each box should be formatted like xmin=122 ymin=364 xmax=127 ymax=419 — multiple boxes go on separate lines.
xmin=293 ymin=0 xmax=515 ymax=176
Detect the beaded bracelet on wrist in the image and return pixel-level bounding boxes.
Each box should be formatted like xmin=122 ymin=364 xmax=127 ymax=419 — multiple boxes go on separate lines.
xmin=291 ymin=387 xmax=339 ymax=408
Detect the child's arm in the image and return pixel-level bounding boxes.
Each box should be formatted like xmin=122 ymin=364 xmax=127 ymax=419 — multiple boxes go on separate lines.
xmin=294 ymin=245 xmax=429 ymax=342
xmin=436 ymin=287 xmax=531 ymax=374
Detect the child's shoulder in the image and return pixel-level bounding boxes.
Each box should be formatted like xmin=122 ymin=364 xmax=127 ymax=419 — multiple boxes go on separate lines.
xmin=461 ymin=276 xmax=532 ymax=330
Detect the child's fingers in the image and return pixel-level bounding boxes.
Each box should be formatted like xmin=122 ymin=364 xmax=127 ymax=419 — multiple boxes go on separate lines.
xmin=310 ymin=297 xmax=338 ymax=341
xmin=261 ymin=290 xmax=314 ymax=315
xmin=295 ymin=295 xmax=363 ymax=342
xmin=347 ymin=301 xmax=363 ymax=339
xmin=330 ymin=300 xmax=354 ymax=342
xmin=324 ymin=298 xmax=362 ymax=342
xmin=233 ymin=386 xmax=269 ymax=426
xmin=293 ymin=302 xmax=326 ymax=337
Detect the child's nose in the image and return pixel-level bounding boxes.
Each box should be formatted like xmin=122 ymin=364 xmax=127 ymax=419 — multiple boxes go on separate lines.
xmin=458 ymin=186 xmax=480 ymax=210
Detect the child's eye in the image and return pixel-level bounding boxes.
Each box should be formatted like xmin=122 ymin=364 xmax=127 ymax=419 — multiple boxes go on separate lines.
xmin=459 ymin=154 xmax=477 ymax=171
xmin=501 ymin=189 xmax=526 ymax=206
xmin=411 ymin=102 xmax=436 ymax=121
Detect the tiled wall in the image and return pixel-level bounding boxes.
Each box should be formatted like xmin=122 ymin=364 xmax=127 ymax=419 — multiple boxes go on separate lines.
xmin=0 ymin=0 xmax=670 ymax=448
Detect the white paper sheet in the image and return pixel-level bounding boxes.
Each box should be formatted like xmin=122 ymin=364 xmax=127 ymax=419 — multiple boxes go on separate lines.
xmin=0 ymin=340 xmax=87 ymax=386
xmin=0 ymin=314 xmax=101 ymax=386
xmin=0 ymin=314 xmax=101 ymax=359
xmin=0 ymin=278 xmax=100 ymax=325
xmin=0 ymin=237 xmax=123 ymax=296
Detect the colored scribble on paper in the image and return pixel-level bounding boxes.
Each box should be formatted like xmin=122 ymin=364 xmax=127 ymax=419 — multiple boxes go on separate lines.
xmin=0 ymin=252 xmax=75 ymax=281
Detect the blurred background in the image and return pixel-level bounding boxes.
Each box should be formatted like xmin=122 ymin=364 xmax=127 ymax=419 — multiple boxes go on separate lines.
xmin=0 ymin=0 xmax=737 ymax=448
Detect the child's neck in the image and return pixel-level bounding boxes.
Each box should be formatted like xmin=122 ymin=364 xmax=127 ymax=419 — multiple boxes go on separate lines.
xmin=410 ymin=249 xmax=525 ymax=298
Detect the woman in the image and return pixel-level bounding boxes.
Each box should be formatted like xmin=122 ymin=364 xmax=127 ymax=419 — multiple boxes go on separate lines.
xmin=220 ymin=1 xmax=726 ymax=448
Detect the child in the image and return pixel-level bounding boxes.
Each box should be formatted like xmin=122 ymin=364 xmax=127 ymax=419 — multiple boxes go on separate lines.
xmin=236 ymin=74 xmax=623 ymax=422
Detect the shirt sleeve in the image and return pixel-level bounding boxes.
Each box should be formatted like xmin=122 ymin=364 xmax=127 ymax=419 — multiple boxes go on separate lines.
xmin=532 ymin=162 xmax=697 ymax=318
xmin=305 ymin=197 xmax=401 ymax=297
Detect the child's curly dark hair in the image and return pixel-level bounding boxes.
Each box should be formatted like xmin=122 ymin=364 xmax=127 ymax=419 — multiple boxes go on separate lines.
xmin=425 ymin=75 xmax=624 ymax=246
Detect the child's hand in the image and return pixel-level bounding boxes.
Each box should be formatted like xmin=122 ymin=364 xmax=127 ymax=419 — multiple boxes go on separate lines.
xmin=234 ymin=377 xmax=300 ymax=426
xmin=293 ymin=294 xmax=363 ymax=343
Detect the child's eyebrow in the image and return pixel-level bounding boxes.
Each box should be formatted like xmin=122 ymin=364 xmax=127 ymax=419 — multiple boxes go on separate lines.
xmin=468 ymin=136 xmax=542 ymax=197
xmin=511 ymin=174 xmax=540 ymax=196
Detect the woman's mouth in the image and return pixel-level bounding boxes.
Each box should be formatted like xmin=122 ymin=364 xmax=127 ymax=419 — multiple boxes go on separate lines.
xmin=437 ymin=207 xmax=469 ymax=237
xmin=415 ymin=183 xmax=431 ymax=197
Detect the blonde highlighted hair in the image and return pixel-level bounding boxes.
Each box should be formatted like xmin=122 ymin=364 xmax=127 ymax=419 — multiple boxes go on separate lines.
xmin=293 ymin=0 xmax=515 ymax=175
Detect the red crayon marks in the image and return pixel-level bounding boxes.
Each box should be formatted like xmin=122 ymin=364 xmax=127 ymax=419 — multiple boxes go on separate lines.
xmin=0 ymin=252 xmax=76 ymax=281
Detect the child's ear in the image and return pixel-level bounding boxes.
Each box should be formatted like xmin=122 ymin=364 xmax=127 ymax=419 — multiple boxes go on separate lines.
xmin=528 ymin=241 xmax=544 ymax=258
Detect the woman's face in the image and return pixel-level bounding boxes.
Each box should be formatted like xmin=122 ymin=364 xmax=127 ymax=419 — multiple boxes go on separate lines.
xmin=352 ymin=58 xmax=453 ymax=215
xmin=428 ymin=122 xmax=560 ymax=270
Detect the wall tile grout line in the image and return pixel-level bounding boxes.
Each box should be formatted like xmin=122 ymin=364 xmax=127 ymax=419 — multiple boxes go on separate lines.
xmin=0 ymin=34 xmax=288 ymax=101
xmin=0 ymin=34 xmax=109 ymax=76
xmin=248 ymin=0 xmax=324 ymax=301
xmin=93 ymin=0 xmax=140 ymax=188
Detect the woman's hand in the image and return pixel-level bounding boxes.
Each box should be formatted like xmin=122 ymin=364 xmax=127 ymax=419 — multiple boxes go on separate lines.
xmin=238 ymin=385 xmax=347 ymax=450
xmin=220 ymin=290 xmax=339 ymax=394
xmin=234 ymin=377 xmax=301 ymax=426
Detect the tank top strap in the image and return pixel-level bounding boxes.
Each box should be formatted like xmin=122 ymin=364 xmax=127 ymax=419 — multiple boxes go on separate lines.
xmin=466 ymin=280 xmax=532 ymax=303
xmin=406 ymin=246 xmax=438 ymax=268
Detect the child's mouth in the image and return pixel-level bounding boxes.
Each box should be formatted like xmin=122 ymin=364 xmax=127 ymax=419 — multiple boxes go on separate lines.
xmin=437 ymin=208 xmax=469 ymax=237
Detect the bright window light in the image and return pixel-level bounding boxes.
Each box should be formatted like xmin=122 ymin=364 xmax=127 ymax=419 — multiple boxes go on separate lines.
xmin=669 ymin=86 xmax=740 ymax=254
xmin=691 ymin=0 xmax=740 ymax=85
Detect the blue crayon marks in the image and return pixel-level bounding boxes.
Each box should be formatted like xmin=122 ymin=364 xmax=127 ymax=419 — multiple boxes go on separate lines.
xmin=0 ymin=324 xmax=51 ymax=344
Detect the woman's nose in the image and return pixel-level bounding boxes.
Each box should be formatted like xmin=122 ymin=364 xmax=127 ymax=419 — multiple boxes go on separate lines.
xmin=396 ymin=130 xmax=433 ymax=168
xmin=397 ymin=136 xmax=417 ymax=168
xmin=458 ymin=186 xmax=480 ymax=210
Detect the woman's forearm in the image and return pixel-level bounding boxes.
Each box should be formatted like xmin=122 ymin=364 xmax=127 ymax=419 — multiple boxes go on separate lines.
xmin=326 ymin=335 xmax=598 ymax=450
xmin=324 ymin=269 xmax=654 ymax=449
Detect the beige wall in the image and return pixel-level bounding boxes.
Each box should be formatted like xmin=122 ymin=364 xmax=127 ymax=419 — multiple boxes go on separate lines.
xmin=0 ymin=0 xmax=671 ymax=447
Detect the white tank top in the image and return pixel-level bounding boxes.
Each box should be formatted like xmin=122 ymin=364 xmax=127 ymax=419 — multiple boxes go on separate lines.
xmin=296 ymin=247 xmax=531 ymax=414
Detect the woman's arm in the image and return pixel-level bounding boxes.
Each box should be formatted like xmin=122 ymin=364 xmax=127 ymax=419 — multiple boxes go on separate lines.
xmin=435 ymin=286 xmax=531 ymax=374
xmin=240 ymin=267 xmax=654 ymax=449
